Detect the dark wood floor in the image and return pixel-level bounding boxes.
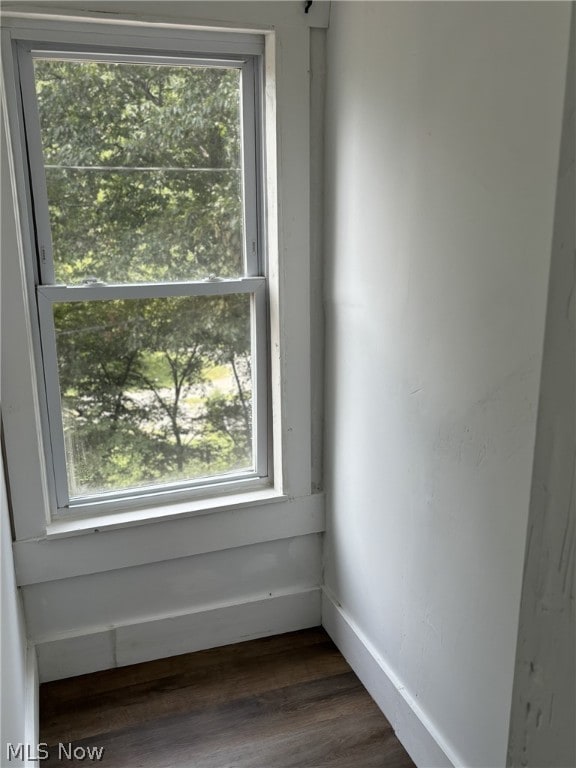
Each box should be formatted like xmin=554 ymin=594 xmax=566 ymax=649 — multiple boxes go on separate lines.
xmin=40 ymin=628 xmax=415 ymax=768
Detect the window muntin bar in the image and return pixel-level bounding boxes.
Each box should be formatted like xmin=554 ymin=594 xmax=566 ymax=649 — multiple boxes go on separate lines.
xmin=38 ymin=276 xmax=265 ymax=302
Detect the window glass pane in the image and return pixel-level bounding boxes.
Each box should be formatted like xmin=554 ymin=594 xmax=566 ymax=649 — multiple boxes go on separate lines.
xmin=34 ymin=59 xmax=244 ymax=283
xmin=52 ymin=294 xmax=253 ymax=499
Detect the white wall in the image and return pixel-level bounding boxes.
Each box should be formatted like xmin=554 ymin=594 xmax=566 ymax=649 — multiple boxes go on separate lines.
xmin=1 ymin=116 xmax=31 ymax=767
xmin=323 ymin=3 xmax=570 ymax=767
xmin=507 ymin=8 xmax=575 ymax=767
xmin=0 ymin=461 xmax=29 ymax=768
xmin=1 ymin=1 xmax=328 ymax=682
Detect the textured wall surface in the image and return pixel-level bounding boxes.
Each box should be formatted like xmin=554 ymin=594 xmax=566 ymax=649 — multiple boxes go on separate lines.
xmin=0 ymin=460 xmax=28 ymax=767
xmin=323 ymin=3 xmax=570 ymax=766
xmin=507 ymin=8 xmax=576 ymax=767
xmin=1 ymin=113 xmax=29 ymax=768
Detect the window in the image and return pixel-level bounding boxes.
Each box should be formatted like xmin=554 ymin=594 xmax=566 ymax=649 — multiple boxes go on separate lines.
xmin=13 ymin=37 xmax=268 ymax=515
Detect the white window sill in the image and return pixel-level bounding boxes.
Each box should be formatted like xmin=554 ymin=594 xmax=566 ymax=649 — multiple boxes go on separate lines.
xmin=45 ymin=487 xmax=287 ymax=540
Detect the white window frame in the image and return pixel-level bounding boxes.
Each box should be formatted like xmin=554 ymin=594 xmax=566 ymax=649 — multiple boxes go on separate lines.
xmin=4 ymin=25 xmax=273 ymax=519
xmin=1 ymin=7 xmax=316 ymax=547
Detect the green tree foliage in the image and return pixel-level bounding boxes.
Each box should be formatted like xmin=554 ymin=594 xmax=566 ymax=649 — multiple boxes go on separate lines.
xmin=36 ymin=59 xmax=244 ymax=284
xmin=36 ymin=58 xmax=254 ymax=497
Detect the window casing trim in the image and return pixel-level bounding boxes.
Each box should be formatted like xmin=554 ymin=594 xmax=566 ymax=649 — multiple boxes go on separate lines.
xmin=2 ymin=8 xmax=318 ymax=547
xmin=42 ymin=487 xmax=289 ymax=541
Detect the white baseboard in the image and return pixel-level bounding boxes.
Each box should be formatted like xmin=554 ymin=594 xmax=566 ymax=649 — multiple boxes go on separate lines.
xmin=36 ymin=588 xmax=321 ymax=682
xmin=31 ymin=586 xmax=463 ymax=767
xmin=322 ymin=589 xmax=464 ymax=768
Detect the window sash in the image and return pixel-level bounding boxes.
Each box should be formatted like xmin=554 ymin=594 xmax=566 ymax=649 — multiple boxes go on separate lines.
xmin=17 ymin=44 xmax=262 ymax=286
xmin=37 ymin=280 xmax=268 ymax=513
xmin=15 ymin=42 xmax=269 ymax=516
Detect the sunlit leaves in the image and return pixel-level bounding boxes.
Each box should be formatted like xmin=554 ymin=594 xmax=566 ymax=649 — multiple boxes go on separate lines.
xmin=36 ymin=57 xmax=255 ymax=497
xmin=36 ymin=59 xmax=244 ymax=284
xmin=54 ymin=295 xmax=252 ymax=497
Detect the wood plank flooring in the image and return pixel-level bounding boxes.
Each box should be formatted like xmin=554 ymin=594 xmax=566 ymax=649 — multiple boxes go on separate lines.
xmin=40 ymin=628 xmax=415 ymax=768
